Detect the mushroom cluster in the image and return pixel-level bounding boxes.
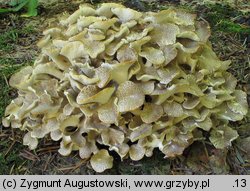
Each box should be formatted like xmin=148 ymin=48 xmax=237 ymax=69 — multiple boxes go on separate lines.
xmin=3 ymin=3 xmax=248 ymax=172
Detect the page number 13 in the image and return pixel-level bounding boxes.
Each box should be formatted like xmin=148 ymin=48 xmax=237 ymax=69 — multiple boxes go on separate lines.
xmin=234 ymin=179 xmax=246 ymax=188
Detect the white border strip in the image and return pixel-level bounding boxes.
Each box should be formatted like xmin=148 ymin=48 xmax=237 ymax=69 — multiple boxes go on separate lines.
xmin=0 ymin=175 xmax=249 ymax=191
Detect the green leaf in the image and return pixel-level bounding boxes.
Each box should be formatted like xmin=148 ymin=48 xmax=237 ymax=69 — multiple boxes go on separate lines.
xmin=21 ymin=0 xmax=38 ymax=17
xmin=0 ymin=8 xmax=12 ymax=13
xmin=0 ymin=0 xmax=38 ymax=17
xmin=209 ymin=125 xmax=239 ymax=149
xmin=0 ymin=0 xmax=28 ymax=13
xmin=10 ymin=0 xmax=29 ymax=12
xmin=9 ymin=0 xmax=27 ymax=6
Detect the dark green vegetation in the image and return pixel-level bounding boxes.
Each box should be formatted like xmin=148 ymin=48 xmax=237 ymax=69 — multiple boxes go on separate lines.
xmin=0 ymin=25 xmax=34 ymax=52
xmin=203 ymin=3 xmax=250 ymax=34
xmin=0 ymin=0 xmax=38 ymax=17
xmin=0 ymin=0 xmax=249 ymax=175
xmin=0 ymin=137 xmax=25 ymax=174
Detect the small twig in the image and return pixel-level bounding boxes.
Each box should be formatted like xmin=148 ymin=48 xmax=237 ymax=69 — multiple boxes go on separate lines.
xmin=4 ymin=140 xmax=16 ymax=157
xmin=242 ymin=163 xmax=250 ymax=167
xmin=0 ymin=133 xmax=8 ymax=138
xmin=202 ymin=141 xmax=209 ymax=159
xmin=3 ymin=74 xmax=9 ymax=87
xmin=36 ymin=145 xmax=60 ymax=153
xmin=19 ymin=149 xmax=40 ymax=161
xmin=57 ymin=159 xmax=87 ymax=173
xmin=43 ymin=153 xmax=53 ymax=172
xmin=235 ymin=144 xmax=248 ymax=154
xmin=9 ymin=164 xmax=15 ymax=175
xmin=17 ymin=160 xmax=28 ymax=171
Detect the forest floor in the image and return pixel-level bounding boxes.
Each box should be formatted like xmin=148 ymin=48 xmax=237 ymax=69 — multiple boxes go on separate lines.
xmin=0 ymin=0 xmax=249 ymax=175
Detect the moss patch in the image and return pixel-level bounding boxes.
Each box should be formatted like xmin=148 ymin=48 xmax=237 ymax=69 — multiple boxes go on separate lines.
xmin=203 ymin=3 xmax=249 ymax=34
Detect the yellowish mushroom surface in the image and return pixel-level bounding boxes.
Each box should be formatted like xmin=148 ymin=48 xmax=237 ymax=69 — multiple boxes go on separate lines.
xmin=3 ymin=3 xmax=248 ymax=172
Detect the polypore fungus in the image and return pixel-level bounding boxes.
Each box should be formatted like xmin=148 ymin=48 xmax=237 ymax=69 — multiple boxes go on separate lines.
xmin=3 ymin=3 xmax=248 ymax=172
